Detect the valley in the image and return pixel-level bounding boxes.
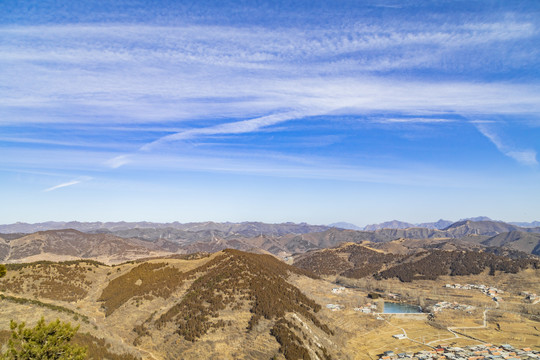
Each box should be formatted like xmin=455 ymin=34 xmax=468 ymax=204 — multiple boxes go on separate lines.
xmin=0 ymin=255 xmax=538 ymax=358
xmin=0 ymin=220 xmax=539 ymax=359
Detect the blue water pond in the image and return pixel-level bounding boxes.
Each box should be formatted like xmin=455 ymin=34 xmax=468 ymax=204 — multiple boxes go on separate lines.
xmin=383 ymin=302 xmax=422 ymax=313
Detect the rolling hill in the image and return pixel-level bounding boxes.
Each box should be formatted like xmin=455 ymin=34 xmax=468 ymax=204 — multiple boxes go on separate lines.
xmin=1 ymin=246 xmax=539 ymax=359
xmin=293 ymin=242 xmax=539 ymax=282
xmin=0 ymin=250 xmax=342 ymax=360
xmin=481 ymin=231 xmax=540 ymax=255
xmin=0 ymin=229 xmax=176 ymax=264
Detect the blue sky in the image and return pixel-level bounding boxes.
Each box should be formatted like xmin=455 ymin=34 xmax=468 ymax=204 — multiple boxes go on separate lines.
xmin=1 ymin=0 xmax=539 ymax=226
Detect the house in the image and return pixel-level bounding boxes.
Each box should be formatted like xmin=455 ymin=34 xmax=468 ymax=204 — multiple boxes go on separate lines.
xmin=326 ymin=303 xmax=343 ymax=311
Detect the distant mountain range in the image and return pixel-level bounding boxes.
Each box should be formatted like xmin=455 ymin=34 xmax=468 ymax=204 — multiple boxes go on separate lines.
xmin=362 ymin=217 xmax=540 ymax=230
xmin=0 ymin=221 xmax=329 ymax=236
xmin=509 ymin=221 xmax=540 ymax=228
xmin=2 ymin=218 xmax=539 ymax=235
xmin=1 ymin=219 xmax=540 ymax=263
xmin=328 ymin=222 xmax=362 ymax=230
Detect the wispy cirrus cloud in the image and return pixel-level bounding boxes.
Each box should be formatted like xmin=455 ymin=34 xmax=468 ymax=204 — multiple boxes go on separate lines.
xmin=474 ymin=123 xmax=538 ymax=166
xmin=43 ymin=176 xmax=92 ymax=192
xmin=373 ymin=117 xmax=457 ymax=124
xmin=0 ymin=20 xmax=534 ymax=67
xmin=105 ymin=155 xmax=133 ymax=169
xmin=1 ymin=19 xmax=538 ymax=124
xmin=2 ymin=15 xmax=539 ymax=180
xmin=140 ymin=110 xmax=307 ymax=151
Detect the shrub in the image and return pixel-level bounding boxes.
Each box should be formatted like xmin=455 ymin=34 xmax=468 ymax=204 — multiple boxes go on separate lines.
xmin=0 ymin=317 xmax=86 ymax=360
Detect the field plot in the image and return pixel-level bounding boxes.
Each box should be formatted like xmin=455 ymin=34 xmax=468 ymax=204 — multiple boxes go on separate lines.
xmin=459 ymin=312 xmax=540 ymax=350
xmin=347 ymin=316 xmax=432 ymax=359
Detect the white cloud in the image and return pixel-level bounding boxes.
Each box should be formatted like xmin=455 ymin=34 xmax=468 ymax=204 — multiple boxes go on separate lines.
xmin=506 ymin=150 xmax=538 ymax=166
xmin=474 ymin=123 xmax=538 ymax=166
xmin=140 ymin=110 xmax=306 ymax=151
xmin=1 ymin=20 xmax=539 ymax=142
xmin=2 ymin=19 xmax=539 ymax=176
xmin=105 ymin=155 xmax=133 ymax=168
xmin=43 ymin=177 xmax=91 ymax=192
xmin=374 ymin=117 xmax=456 ymax=124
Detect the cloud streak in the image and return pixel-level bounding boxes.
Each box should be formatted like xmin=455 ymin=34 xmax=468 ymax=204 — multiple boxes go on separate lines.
xmin=475 ymin=123 xmax=538 ymax=166
xmin=140 ymin=111 xmax=306 ymax=151
xmin=43 ymin=177 xmax=91 ymax=192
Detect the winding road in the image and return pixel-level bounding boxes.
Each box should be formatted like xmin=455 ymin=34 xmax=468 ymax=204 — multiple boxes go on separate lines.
xmin=426 ymin=301 xmax=499 ymax=346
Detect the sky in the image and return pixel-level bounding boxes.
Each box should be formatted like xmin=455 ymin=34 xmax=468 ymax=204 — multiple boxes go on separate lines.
xmin=1 ymin=0 xmax=540 ymax=226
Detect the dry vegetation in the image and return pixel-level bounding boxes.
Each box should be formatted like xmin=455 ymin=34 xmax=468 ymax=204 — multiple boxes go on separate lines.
xmin=294 ymin=243 xmax=539 ymax=282
xmin=1 ymin=247 xmax=538 ymax=360
xmin=377 ymin=250 xmax=539 ymax=282
xmin=294 ymin=243 xmax=397 ymax=277
xmin=0 ymin=260 xmax=104 ymax=302
xmin=149 ymin=249 xmax=332 ymax=359
xmin=98 ymin=262 xmax=185 ymax=316
xmin=0 ymin=329 xmax=139 ymax=360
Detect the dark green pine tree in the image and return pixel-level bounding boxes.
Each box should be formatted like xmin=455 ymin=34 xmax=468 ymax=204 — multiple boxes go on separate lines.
xmin=1 ymin=317 xmax=87 ymax=360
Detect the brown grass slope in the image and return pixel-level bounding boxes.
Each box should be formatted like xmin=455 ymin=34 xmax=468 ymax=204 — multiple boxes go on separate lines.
xmin=1 ymin=229 xmax=174 ymax=263
xmin=0 ymin=260 xmax=104 ymax=302
xmin=0 ymin=251 xmax=328 ymax=359
xmin=92 ymin=249 xmax=337 ymax=359
xmin=1 ymin=248 xmax=539 ymax=359
xmin=481 ymin=231 xmax=540 ymax=255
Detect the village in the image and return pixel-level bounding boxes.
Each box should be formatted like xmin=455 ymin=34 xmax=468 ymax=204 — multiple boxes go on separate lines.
xmin=379 ymin=343 xmax=539 ymax=360
xmin=321 ymin=282 xmax=539 ymax=358
xmin=444 ymin=284 xmax=504 ymax=302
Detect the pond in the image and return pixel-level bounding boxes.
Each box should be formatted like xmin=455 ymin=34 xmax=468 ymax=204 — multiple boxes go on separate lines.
xmin=383 ymin=302 xmax=422 ymax=313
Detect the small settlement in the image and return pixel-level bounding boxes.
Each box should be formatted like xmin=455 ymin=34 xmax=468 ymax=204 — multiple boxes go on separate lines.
xmin=430 ymin=301 xmax=475 ymax=313
xmin=379 ymin=344 xmax=539 ymax=360
xmin=445 ymin=284 xmax=504 ymax=301
xmin=354 ymin=303 xmax=378 ymax=313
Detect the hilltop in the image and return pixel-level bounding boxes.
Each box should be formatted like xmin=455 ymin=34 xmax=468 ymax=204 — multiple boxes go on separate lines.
xmin=293 ymin=242 xmax=539 ymax=282
xmin=0 ymin=229 xmax=175 ymax=264
xmin=0 ymin=250 xmax=343 ymax=359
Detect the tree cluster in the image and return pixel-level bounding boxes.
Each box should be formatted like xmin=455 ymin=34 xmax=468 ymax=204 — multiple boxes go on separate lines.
xmin=271 ymin=319 xmax=332 ymax=360
xmin=271 ymin=319 xmax=311 ymax=360
xmin=294 ymin=243 xmax=401 ymax=278
xmin=155 ymin=249 xmax=332 ymax=343
xmin=0 ymin=262 xmax=90 ymax=302
xmin=376 ymin=250 xmax=539 ymax=282
xmin=0 ymin=318 xmax=86 ymax=360
xmin=293 ymin=244 xmax=539 ymax=282
xmin=98 ymin=262 xmax=185 ymax=316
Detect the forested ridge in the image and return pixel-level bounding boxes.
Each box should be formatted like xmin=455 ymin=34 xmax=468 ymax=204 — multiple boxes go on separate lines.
xmin=294 ymin=243 xmax=539 ymax=282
